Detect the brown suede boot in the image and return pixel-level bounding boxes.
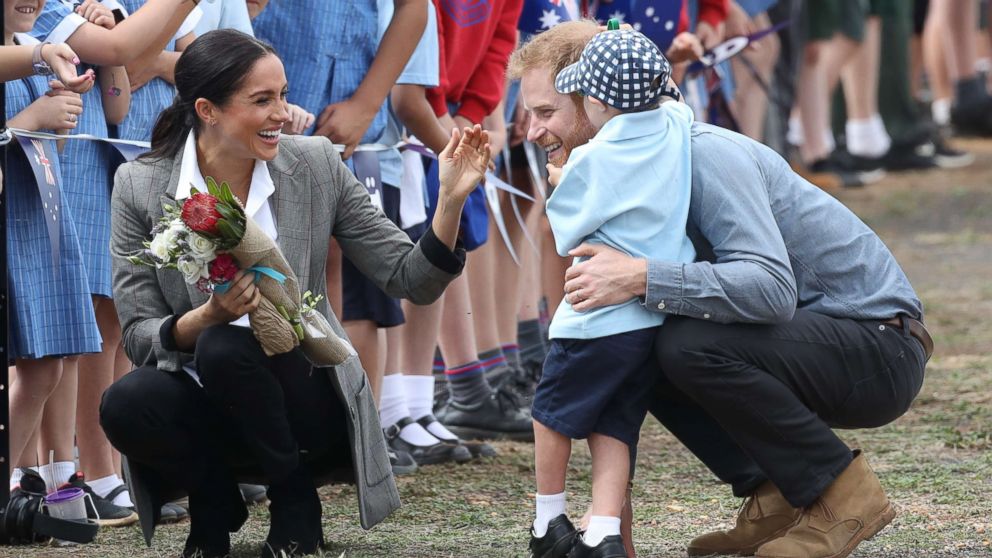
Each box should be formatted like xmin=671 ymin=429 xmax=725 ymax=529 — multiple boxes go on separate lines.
xmin=755 ymin=451 xmax=896 ymax=558
xmin=687 ymin=481 xmax=802 ymax=556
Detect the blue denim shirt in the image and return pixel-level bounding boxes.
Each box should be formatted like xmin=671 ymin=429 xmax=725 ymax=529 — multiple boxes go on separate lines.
xmin=644 ymin=122 xmax=923 ymax=324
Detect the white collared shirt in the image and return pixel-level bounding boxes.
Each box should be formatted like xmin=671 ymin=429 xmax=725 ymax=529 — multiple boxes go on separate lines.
xmin=177 ymin=130 xmax=278 ymax=329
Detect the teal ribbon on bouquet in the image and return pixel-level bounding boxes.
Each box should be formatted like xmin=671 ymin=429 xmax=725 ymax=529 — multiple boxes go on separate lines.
xmin=213 ymin=265 xmax=286 ymax=294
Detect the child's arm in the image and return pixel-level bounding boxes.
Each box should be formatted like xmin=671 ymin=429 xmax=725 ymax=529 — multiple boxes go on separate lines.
xmin=391 ymin=84 xmax=450 ymax=154
xmin=45 ymin=0 xmax=197 ymax=67
xmin=98 ymin=65 xmax=131 ymax=125
xmin=313 ymin=0 xmax=428 ymax=158
xmin=125 ymin=25 xmax=196 ymax=90
xmin=8 ymin=89 xmax=83 ymax=134
xmin=0 ymin=43 xmax=94 ymax=91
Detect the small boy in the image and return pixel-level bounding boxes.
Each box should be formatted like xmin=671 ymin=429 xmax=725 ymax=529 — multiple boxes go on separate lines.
xmin=529 ymin=29 xmax=696 ymax=558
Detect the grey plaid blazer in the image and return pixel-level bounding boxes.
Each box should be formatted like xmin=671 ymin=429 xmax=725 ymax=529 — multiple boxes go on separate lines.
xmin=111 ymin=135 xmax=460 ymax=537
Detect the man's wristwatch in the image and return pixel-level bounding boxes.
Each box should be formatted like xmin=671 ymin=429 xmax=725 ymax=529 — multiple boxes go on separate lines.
xmin=32 ymin=42 xmax=54 ymax=77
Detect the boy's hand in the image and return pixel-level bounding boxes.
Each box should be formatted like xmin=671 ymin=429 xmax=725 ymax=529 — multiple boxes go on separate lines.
xmin=546 ymin=162 xmax=562 ymax=187
xmin=285 ymin=103 xmax=315 ymax=135
xmin=314 ymin=98 xmax=377 ymax=159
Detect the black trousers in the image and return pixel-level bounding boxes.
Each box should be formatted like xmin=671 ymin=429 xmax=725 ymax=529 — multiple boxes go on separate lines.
xmin=100 ymin=325 xmax=350 ymax=501
xmin=649 ymin=309 xmax=926 ymax=508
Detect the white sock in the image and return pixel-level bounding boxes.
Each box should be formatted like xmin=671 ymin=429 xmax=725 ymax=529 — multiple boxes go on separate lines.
xmin=380 ymin=374 xmax=439 ymax=446
xmin=533 ymin=492 xmax=567 ymax=538
xmin=379 ymin=374 xmax=411 ymax=429
xmin=405 ymin=375 xmax=459 ymax=442
xmin=932 ymin=97 xmax=951 ymax=126
xmin=88 ymin=474 xmax=134 ymax=507
xmin=39 ymin=461 xmax=75 ymax=489
xmin=9 ymin=469 xmax=25 ymax=491
xmin=404 ymin=374 xmax=436 ymax=420
xmin=845 ymin=115 xmax=891 ymax=158
xmin=583 ymin=515 xmax=621 ymax=547
xmin=787 ymin=115 xmax=804 ymax=146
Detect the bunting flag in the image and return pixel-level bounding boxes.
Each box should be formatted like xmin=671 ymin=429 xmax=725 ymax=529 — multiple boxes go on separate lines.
xmin=14 ymin=135 xmax=62 ymax=266
xmin=519 ymin=0 xmax=574 ymax=34
xmin=351 ymin=151 xmax=384 ymax=212
xmin=593 ymin=0 xmax=682 ymax=51
xmin=685 ymin=20 xmax=790 ymax=77
xmin=9 ymin=128 xmax=150 ymax=161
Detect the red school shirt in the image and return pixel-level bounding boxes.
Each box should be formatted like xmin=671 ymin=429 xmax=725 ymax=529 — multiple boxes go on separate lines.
xmin=426 ymin=0 xmax=525 ymax=124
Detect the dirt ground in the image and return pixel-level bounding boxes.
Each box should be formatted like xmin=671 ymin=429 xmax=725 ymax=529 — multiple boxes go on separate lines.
xmin=5 ymin=138 xmax=991 ymax=557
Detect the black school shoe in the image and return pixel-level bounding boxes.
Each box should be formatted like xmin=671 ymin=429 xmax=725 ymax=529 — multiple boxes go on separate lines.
xmin=416 ymin=414 xmax=498 ymax=458
xmin=530 ymin=514 xmax=579 ymax=558
xmin=436 ymin=387 xmax=534 ymax=442
xmin=568 ymin=535 xmax=628 ymax=558
xmin=384 ymin=417 xmax=472 ymax=465
xmin=389 ymin=448 xmax=418 ymax=476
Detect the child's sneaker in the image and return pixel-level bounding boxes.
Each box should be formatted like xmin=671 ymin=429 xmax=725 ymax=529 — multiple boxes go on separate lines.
xmin=568 ymin=534 xmax=627 ymax=558
xmin=61 ymin=472 xmax=138 ymax=527
xmin=529 ymin=514 xmax=578 ymax=558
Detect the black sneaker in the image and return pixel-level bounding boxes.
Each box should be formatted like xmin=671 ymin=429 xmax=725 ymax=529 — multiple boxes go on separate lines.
xmin=530 ymin=514 xmax=579 ymax=558
xmin=436 ymin=387 xmax=534 ymax=442
xmin=933 ymin=137 xmax=975 ymax=169
xmin=950 ymin=89 xmax=992 ymax=136
xmin=879 ymin=142 xmax=937 ymax=171
xmin=389 ymin=448 xmax=418 ymax=476
xmin=159 ymin=501 xmax=190 ymax=524
xmin=827 ymin=151 xmax=888 ymax=183
xmin=416 ymin=414 xmax=498 ymax=458
xmin=383 ymin=417 xmax=472 ymax=465
xmin=568 ymin=535 xmax=628 ymax=558
xmin=62 ymin=472 xmax=139 ymax=527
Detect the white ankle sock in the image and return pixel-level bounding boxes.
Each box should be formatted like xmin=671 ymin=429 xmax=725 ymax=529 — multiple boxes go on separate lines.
xmin=9 ymin=469 xmax=26 ymax=491
xmin=583 ymin=515 xmax=621 ymax=547
xmin=533 ymin=492 xmax=566 ymax=538
xmin=88 ymin=474 xmax=134 ymax=507
xmin=39 ymin=461 xmax=75 ymax=489
xmin=932 ymin=97 xmax=951 ymax=126
xmin=405 ymin=375 xmax=459 ymax=442
xmin=379 ymin=374 xmax=411 ymax=429
xmin=404 ymin=374 xmax=436 ymax=420
xmin=846 ymin=115 xmax=891 ymax=158
xmin=787 ymin=115 xmax=804 ymax=146
xmin=380 ymin=374 xmax=440 ymax=446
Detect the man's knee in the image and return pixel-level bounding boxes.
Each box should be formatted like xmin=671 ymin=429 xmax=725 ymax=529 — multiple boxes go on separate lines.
xmin=655 ymin=317 xmax=720 ymax=388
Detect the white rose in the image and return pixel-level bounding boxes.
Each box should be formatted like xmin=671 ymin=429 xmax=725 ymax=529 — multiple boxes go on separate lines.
xmin=187 ymin=233 xmax=216 ymax=261
xmin=167 ymin=221 xmax=189 ymax=247
xmin=177 ymin=257 xmax=202 ymax=284
xmin=149 ymin=234 xmax=171 ymax=263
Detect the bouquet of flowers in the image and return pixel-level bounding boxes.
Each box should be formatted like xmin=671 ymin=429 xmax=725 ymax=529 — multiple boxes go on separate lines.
xmin=129 ymin=177 xmax=355 ymax=366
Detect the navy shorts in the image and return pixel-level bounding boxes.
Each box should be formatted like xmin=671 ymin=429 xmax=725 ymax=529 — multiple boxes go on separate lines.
xmin=532 ymin=327 xmax=659 ymax=447
xmin=342 ymin=184 xmax=405 ymax=328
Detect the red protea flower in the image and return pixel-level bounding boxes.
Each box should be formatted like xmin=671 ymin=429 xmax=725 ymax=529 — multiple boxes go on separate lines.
xmin=209 ymin=253 xmax=239 ymax=284
xmin=181 ymin=193 xmax=223 ymax=236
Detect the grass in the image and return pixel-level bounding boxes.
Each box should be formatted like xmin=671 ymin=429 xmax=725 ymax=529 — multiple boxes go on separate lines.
xmin=6 ymin=140 xmax=992 ymax=557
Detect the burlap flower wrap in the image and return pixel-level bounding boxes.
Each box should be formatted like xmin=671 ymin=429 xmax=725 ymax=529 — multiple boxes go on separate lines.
xmin=229 ymin=216 xmax=355 ymax=366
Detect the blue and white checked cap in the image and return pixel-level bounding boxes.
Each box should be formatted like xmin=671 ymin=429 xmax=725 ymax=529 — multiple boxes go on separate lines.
xmin=555 ymin=29 xmax=675 ymax=110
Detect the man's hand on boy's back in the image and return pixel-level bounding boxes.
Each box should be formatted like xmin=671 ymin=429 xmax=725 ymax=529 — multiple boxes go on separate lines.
xmin=314 ymin=97 xmax=377 ymax=159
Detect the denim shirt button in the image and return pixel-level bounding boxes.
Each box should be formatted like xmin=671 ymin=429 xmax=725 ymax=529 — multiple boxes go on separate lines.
xmin=657 ymin=301 xmax=666 ymax=310
xmin=703 ymin=313 xmax=711 ymax=319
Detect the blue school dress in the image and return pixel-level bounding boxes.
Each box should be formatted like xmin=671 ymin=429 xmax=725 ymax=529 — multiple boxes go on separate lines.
xmin=4 ymin=75 xmax=102 ymax=361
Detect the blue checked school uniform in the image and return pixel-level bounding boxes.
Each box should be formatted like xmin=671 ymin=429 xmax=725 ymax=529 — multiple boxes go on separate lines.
xmin=24 ymin=14 xmax=116 ymax=297
xmin=115 ymin=0 xmax=185 ymax=141
xmin=532 ymin=103 xmax=697 ymax=447
xmin=4 ymin=74 xmax=103 ymax=361
xmin=252 ymin=1 xmax=386 ymax=143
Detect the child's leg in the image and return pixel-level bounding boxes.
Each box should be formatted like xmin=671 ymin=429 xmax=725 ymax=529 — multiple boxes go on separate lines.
xmin=533 ymin=420 xmax=571 ymax=536
xmin=585 ymin=433 xmax=631 ymax=546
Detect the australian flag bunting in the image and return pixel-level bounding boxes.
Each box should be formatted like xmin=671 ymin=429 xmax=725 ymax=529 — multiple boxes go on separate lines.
xmin=592 ymin=0 xmax=681 ymax=51
xmin=15 ymin=135 xmax=62 ymax=266
xmin=519 ymin=0 xmax=575 ymax=34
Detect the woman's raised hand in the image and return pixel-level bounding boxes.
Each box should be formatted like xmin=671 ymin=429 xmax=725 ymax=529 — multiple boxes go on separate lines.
xmin=437 ymin=124 xmax=492 ymax=204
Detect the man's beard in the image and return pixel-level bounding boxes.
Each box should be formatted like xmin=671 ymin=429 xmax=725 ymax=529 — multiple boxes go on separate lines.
xmin=550 ymin=114 xmax=597 ymax=167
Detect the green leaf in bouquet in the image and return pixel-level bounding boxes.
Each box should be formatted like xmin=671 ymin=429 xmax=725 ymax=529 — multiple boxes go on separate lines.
xmin=216 ymin=220 xmax=238 ymax=240
xmin=206 ymin=176 xmax=220 ymax=197
xmin=215 ymin=204 xmax=240 ymax=221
